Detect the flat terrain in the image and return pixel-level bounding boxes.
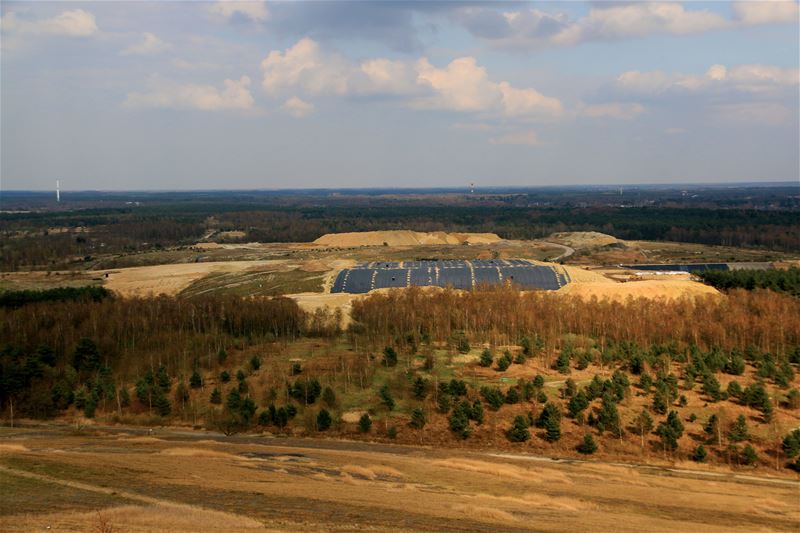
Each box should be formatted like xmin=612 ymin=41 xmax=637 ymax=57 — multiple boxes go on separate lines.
xmin=0 ymin=425 xmax=797 ymax=532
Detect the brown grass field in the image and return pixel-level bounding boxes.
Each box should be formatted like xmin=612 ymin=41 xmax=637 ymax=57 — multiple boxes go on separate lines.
xmin=0 ymin=424 xmax=797 ymax=532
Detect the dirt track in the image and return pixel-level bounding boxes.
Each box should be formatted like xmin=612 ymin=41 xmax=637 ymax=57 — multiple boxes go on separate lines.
xmin=1 ymin=423 xmax=797 ymax=532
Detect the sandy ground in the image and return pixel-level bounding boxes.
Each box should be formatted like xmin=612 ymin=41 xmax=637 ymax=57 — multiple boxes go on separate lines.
xmin=0 ymin=426 xmax=797 ymax=532
xmin=558 ymin=279 xmax=721 ymax=301
xmin=549 ymin=231 xmax=622 ymax=249
xmin=101 ymin=261 xmax=288 ymax=297
xmin=313 ymin=230 xmax=502 ymax=247
xmin=291 ymin=292 xmax=356 ymax=327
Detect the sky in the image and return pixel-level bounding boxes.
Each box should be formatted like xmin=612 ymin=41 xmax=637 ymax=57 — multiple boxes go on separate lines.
xmin=1 ymin=1 xmax=798 ymax=191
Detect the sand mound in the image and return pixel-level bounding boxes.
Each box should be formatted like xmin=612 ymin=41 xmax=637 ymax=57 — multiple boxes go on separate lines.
xmin=550 ymin=231 xmax=621 ymax=249
xmin=313 ymin=231 xmax=502 ymax=247
xmin=560 ymin=265 xmax=612 ymax=283
xmin=558 ymin=279 xmax=720 ymax=301
xmin=101 ymin=261 xmax=282 ymax=297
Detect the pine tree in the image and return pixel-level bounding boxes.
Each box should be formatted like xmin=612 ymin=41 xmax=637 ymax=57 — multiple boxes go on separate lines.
xmin=210 ymin=387 xmax=222 ymax=404
xmin=692 ymin=444 xmax=708 ymax=462
xmin=704 ymin=414 xmax=720 ymax=444
xmin=316 ymin=408 xmax=332 ymax=431
xmin=410 ymin=408 xmax=426 ymax=429
xmin=507 ymin=415 xmax=530 ymax=442
xmin=568 ymin=391 xmax=589 ymax=419
xmin=382 ymin=346 xmax=398 ymax=367
xmin=656 ymin=411 xmax=684 ymax=452
xmin=322 ymin=386 xmax=337 ymax=408
xmin=449 ymin=404 xmax=471 ymax=439
xmin=538 ymin=402 xmax=562 ymax=442
xmin=479 ymin=348 xmax=493 ymax=367
xmin=741 ymin=444 xmax=758 ymax=465
xmin=153 ymin=390 xmax=171 ymax=417
xmin=189 ymin=369 xmax=202 ymax=389
xmin=379 ymin=384 xmax=395 ymax=411
xmin=598 ymin=394 xmax=623 ymax=438
xmin=358 ymin=413 xmax=372 ymax=433
xmin=496 ymin=353 xmax=512 ymax=372
xmin=555 ymin=351 xmax=571 ymax=374
xmin=577 ymin=433 xmax=598 ymax=454
xmin=412 ymin=376 xmax=428 ymax=400
xmin=728 ymin=414 xmax=749 ymax=442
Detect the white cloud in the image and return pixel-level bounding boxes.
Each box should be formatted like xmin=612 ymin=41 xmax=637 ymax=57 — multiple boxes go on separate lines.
xmin=282 ymin=96 xmax=314 ymax=118
xmin=124 ymin=76 xmax=254 ymax=111
xmin=732 ymin=0 xmax=799 ymax=26
xmin=581 ymin=102 xmax=645 ymax=120
xmin=1 ymin=9 xmax=98 ymax=37
xmin=260 ymin=38 xmax=562 ymax=119
xmin=489 ymin=130 xmax=540 ymax=146
xmin=209 ymin=1 xmax=269 ymax=23
xmin=121 ymin=33 xmax=170 ymax=56
xmin=455 ymin=1 xmax=797 ymax=50
xmin=617 ymin=63 xmax=800 ymax=94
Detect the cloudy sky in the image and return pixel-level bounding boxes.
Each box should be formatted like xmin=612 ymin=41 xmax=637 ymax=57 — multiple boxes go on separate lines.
xmin=1 ymin=1 xmax=798 ymax=190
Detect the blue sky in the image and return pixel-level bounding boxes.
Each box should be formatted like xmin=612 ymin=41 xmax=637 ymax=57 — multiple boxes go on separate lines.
xmin=1 ymin=1 xmax=798 ymax=190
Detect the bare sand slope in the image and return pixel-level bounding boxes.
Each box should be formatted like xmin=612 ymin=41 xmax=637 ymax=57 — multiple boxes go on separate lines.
xmin=558 ymin=279 xmax=720 ymax=301
xmin=550 ymin=231 xmax=622 ymax=249
xmin=102 ymin=261 xmax=285 ymax=297
xmin=313 ymin=230 xmax=502 ymax=247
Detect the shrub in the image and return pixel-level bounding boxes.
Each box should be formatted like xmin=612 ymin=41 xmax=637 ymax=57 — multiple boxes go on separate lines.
xmin=479 ymin=348 xmax=493 ymax=367
xmin=220 ymin=371 xmax=230 ymax=383
xmin=480 ymin=386 xmax=505 ymax=411
xmin=210 ymin=388 xmax=222 ymax=404
xmin=379 ymin=384 xmax=395 ymax=411
xmin=410 ymin=408 xmax=427 ymax=429
xmin=507 ymin=415 xmax=530 ymax=442
xmin=496 ymin=353 xmax=512 ymax=372
xmin=189 ymin=370 xmax=203 ymax=389
xmin=316 ymin=409 xmax=332 ymax=431
xmin=728 ymin=414 xmax=749 ymax=442
xmin=692 ymin=444 xmax=708 ymax=462
xmin=249 ymin=355 xmax=261 ymax=372
xmin=437 ymin=393 xmax=451 ymax=413
xmin=505 ymin=387 xmax=520 ymax=404
xmin=358 ymin=413 xmax=372 ymax=433
xmin=387 ymin=426 xmax=397 ymax=439
xmin=382 ymin=346 xmax=398 ymax=367
xmin=449 ymin=404 xmax=471 ymax=439
xmin=322 ymin=386 xmax=337 ymax=408
xmin=741 ymin=444 xmax=758 ymax=465
xmin=412 ymin=376 xmax=428 ymax=400
xmin=577 ymin=433 xmax=598 ymax=454
xmin=555 ymin=351 xmax=571 ymax=374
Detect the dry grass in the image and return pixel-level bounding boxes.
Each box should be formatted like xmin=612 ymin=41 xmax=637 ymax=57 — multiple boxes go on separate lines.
xmin=313 ymin=230 xmax=502 ymax=247
xmin=4 ymin=503 xmax=268 ymax=532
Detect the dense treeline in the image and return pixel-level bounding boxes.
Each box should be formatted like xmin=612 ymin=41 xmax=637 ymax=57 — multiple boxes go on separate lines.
xmin=3 ymin=202 xmax=799 ymax=269
xmin=697 ymin=268 xmax=800 ymax=297
xmin=0 ymin=286 xmax=111 ymax=308
xmin=350 ymin=286 xmax=800 ymax=355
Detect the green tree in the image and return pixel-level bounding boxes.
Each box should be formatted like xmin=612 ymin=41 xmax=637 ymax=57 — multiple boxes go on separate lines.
xmin=410 ymin=408 xmax=426 ymax=429
xmin=597 ymin=394 xmax=623 ymax=438
xmin=656 ymin=411 xmax=684 ymax=452
xmin=568 ymin=391 xmax=589 ymax=419
xmin=480 ymin=386 xmax=505 ymax=411
xmin=382 ymin=346 xmax=398 ymax=367
xmin=316 ymin=408 xmax=332 ymax=431
xmin=577 ymin=433 xmax=598 ymax=454
xmin=538 ymin=402 xmax=562 ymax=442
xmin=692 ymin=444 xmax=708 ymax=462
xmin=358 ymin=413 xmax=372 ymax=433
xmin=496 ymin=353 xmax=512 ymax=372
xmin=741 ymin=444 xmax=758 ymax=465
xmin=703 ymin=414 xmax=722 ymax=446
xmin=702 ymin=374 xmax=722 ymax=402
xmin=412 ymin=376 xmax=428 ymax=400
xmin=210 ymin=387 xmax=222 ymax=404
xmin=217 ymin=347 xmax=227 ymax=365
xmin=479 ymin=348 xmax=493 ymax=367
xmin=555 ymin=351 xmax=571 ymax=374
xmin=728 ymin=414 xmax=749 ymax=442
xmin=507 ymin=415 xmax=530 ymax=442
xmin=322 ymin=386 xmax=337 ymax=408
xmin=379 ymin=384 xmax=395 ymax=411
xmin=505 ymin=387 xmax=520 ymax=404
xmin=153 ymin=390 xmax=171 ymax=417
xmin=449 ymin=403 xmax=471 ymax=439
xmin=782 ymin=429 xmax=800 ymax=458
xmin=220 ymin=370 xmax=230 ymax=383
xmin=189 ymin=369 xmax=202 ymax=389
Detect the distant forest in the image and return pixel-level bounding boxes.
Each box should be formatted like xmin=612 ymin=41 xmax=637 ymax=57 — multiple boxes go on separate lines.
xmin=697 ymin=268 xmax=800 ymax=297
xmin=2 ymin=187 xmax=799 ymax=270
